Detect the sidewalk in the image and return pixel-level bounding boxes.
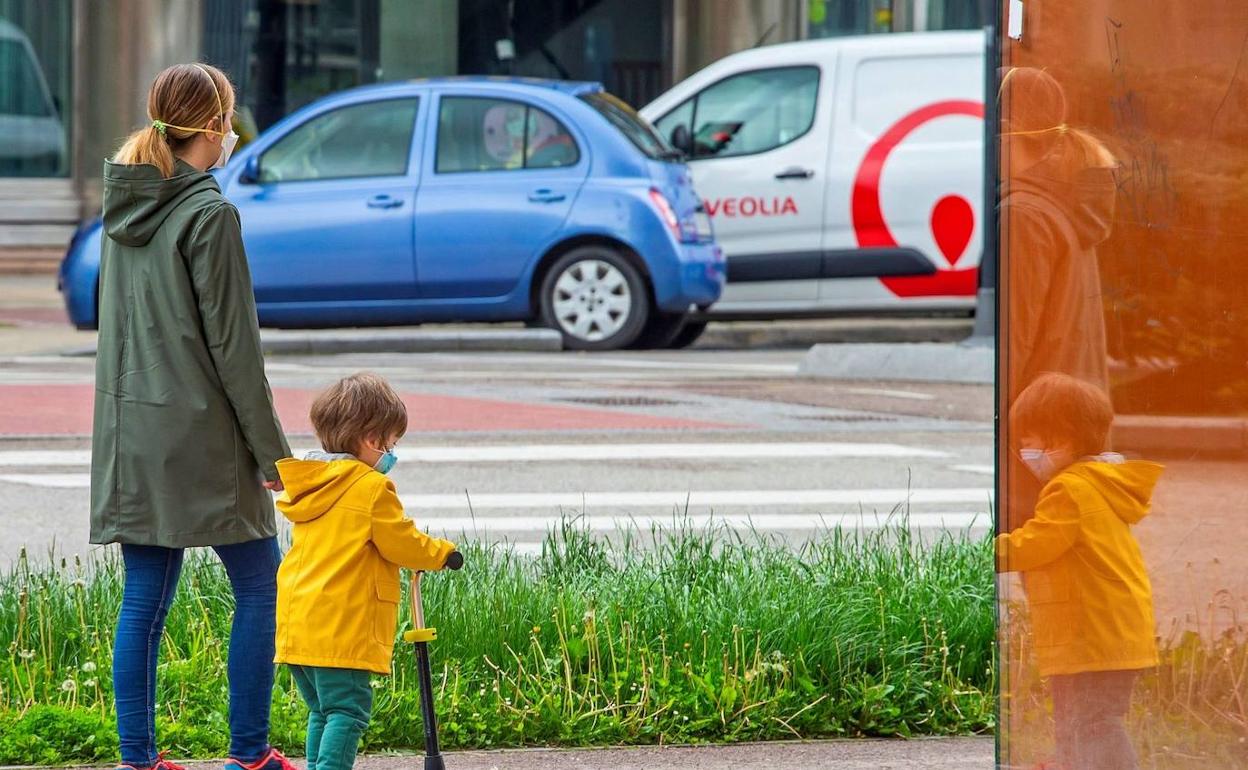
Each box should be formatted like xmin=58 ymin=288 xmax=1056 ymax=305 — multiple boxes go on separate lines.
xmin=46 ymin=738 xmax=994 ymax=770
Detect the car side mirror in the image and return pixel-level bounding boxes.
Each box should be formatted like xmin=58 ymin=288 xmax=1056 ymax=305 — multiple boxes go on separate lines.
xmin=670 ymin=124 xmax=693 ymax=156
xmin=238 ymin=154 xmax=261 ymax=185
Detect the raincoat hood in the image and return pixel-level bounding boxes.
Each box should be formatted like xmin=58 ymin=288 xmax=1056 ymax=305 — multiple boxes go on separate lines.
xmin=102 ymin=159 xmax=218 ymax=247
xmin=1064 ymin=457 xmax=1163 ymax=525
xmin=1013 ymin=130 xmax=1118 ymax=250
xmin=275 ymin=455 xmax=373 ymax=524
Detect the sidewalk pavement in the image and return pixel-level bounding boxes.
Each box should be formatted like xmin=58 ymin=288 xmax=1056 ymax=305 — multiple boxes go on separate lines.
xmin=49 ymin=738 xmax=994 ymax=770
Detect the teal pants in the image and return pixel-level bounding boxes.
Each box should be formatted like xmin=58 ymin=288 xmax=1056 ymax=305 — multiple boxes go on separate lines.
xmin=289 ymin=665 xmax=373 ymax=770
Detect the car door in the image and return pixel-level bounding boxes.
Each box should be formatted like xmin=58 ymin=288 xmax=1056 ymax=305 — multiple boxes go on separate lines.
xmin=414 ymin=93 xmax=587 ymax=299
xmin=230 ymin=96 xmax=422 ymax=304
xmin=654 ymin=64 xmax=827 ymax=306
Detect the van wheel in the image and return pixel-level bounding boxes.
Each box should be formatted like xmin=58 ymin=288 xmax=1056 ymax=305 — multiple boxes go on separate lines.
xmin=667 ymin=320 xmax=708 ymax=349
xmin=540 ymin=246 xmax=650 ymax=351
xmin=628 ymin=312 xmax=690 ymax=349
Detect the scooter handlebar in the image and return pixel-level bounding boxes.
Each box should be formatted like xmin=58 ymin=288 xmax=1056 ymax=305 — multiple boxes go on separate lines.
xmin=444 ymin=550 xmax=464 ymax=570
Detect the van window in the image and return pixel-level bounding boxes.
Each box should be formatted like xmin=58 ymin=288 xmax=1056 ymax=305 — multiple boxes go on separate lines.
xmin=656 ymin=66 xmax=819 ymax=160
xmin=259 ymin=98 xmax=419 ymax=183
xmin=437 ymin=96 xmax=580 ymax=173
xmin=853 ymin=55 xmax=980 ymax=142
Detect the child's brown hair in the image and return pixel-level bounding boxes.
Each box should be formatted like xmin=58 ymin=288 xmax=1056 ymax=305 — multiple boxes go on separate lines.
xmin=310 ymin=372 xmax=408 ymax=454
xmin=1010 ymin=372 xmax=1114 ymax=457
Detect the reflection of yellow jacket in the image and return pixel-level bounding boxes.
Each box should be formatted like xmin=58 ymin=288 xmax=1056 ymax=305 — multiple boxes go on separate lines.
xmin=998 ymin=458 xmax=1162 ymax=677
xmin=274 ymin=456 xmax=455 ymax=675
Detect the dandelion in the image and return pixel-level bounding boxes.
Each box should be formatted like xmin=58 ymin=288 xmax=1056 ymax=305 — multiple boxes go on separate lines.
xmin=61 ymin=679 xmax=76 ymax=692
xmin=84 ymin=678 xmax=98 ymax=688
xmin=370 ymin=680 xmax=383 ymax=688
xmin=82 ymin=661 xmax=97 ymax=673
xmin=72 ymin=578 xmax=87 ymax=589
xmin=683 ymin=642 xmax=691 ymax=650
xmin=18 ymin=649 xmax=35 ymax=660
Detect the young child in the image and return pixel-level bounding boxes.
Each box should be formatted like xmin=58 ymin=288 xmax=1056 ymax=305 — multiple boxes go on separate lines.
xmin=998 ymin=372 xmax=1162 ymax=770
xmin=274 ymin=372 xmax=457 ymax=770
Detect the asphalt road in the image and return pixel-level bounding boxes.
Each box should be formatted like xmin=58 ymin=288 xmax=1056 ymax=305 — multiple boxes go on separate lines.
xmin=0 ymin=347 xmax=994 ymax=566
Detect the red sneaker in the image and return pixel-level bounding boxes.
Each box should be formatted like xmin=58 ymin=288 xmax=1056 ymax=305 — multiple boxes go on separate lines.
xmin=224 ymin=747 xmax=300 ymax=770
xmin=116 ymin=752 xmax=187 ymax=770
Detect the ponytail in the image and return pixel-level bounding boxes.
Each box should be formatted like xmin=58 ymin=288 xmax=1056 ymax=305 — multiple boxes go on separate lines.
xmin=113 ymin=124 xmax=178 ymax=178
xmin=111 ymin=63 xmax=235 ymax=178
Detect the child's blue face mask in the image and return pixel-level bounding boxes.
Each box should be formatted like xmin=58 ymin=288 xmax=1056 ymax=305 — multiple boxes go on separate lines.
xmin=1020 ymin=448 xmax=1058 ymax=482
xmin=374 ymin=446 xmax=398 ymax=475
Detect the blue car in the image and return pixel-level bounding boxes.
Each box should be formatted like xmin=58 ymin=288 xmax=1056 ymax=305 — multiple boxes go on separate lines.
xmin=60 ymin=77 xmax=724 ymax=350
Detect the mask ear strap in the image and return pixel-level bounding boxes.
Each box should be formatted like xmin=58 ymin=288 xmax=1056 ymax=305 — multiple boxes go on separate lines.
xmin=192 ymin=64 xmax=226 ymax=136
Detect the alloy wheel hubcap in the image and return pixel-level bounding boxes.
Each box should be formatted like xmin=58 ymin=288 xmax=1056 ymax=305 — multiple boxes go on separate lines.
xmin=552 ymin=259 xmax=631 ymax=341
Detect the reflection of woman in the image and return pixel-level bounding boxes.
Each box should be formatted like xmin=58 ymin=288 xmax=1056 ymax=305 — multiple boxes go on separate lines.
xmin=1000 ymin=67 xmax=1118 ymax=530
xmin=92 ymin=64 xmax=294 ymax=770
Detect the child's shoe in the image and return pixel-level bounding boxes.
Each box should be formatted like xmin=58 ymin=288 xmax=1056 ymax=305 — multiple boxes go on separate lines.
xmin=224 ymin=747 xmax=300 ymax=770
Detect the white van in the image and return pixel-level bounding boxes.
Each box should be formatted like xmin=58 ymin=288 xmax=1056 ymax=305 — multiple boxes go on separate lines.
xmin=640 ymin=31 xmax=985 ymax=317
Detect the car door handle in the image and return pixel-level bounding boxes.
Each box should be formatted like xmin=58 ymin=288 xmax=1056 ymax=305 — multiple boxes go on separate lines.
xmin=528 ymin=189 xmax=567 ymax=203
xmin=775 ymin=167 xmax=814 ymax=180
xmin=366 ymin=195 xmax=403 ymax=209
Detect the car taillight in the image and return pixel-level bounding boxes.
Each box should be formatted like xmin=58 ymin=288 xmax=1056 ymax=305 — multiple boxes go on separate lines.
xmin=649 ymin=188 xmax=683 ymax=242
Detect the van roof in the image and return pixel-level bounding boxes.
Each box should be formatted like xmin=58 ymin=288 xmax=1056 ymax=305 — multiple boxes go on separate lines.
xmin=719 ymin=30 xmax=983 ymax=63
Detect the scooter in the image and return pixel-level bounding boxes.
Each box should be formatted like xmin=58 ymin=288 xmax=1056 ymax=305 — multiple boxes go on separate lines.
xmin=403 ymin=550 xmax=463 ymax=770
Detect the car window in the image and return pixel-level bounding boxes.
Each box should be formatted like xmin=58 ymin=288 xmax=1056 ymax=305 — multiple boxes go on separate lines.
xmin=579 ymin=92 xmax=673 ymax=160
xmin=436 ymin=96 xmax=579 ymax=173
xmin=663 ymin=66 xmax=819 ymax=160
xmin=0 ymin=39 xmax=53 ymax=117
xmin=259 ymin=98 xmax=419 ymax=183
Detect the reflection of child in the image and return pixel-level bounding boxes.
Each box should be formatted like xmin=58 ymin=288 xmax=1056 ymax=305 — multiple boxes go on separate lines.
xmin=998 ymin=373 xmax=1161 ymax=770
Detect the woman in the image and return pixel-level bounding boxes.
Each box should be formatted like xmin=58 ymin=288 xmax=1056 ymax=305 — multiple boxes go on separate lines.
xmin=91 ymin=63 xmax=294 ymax=770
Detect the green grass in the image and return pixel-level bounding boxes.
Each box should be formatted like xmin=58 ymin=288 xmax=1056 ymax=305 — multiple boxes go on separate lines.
xmin=0 ymin=520 xmax=996 ymax=763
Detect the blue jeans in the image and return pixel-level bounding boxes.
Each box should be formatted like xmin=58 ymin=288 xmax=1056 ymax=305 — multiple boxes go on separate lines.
xmin=113 ymin=538 xmax=280 ymax=766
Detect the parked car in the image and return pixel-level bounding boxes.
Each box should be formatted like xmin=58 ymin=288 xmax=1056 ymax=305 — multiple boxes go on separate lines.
xmin=60 ymin=77 xmax=724 ymax=350
xmin=640 ymin=31 xmax=985 ymax=322
xmin=0 ymin=18 xmax=67 ymax=175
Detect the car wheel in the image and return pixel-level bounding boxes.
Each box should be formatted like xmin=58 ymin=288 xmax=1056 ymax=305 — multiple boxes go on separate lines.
xmin=666 ymin=320 xmax=708 ymax=349
xmin=628 ymin=311 xmax=689 ymax=349
xmin=540 ymin=246 xmax=650 ymax=351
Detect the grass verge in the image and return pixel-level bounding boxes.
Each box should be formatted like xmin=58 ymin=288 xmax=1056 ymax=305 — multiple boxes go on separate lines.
xmin=0 ymin=520 xmax=995 ymax=762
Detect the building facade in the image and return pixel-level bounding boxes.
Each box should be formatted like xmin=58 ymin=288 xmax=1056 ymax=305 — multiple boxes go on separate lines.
xmin=0 ymin=0 xmax=988 ymax=269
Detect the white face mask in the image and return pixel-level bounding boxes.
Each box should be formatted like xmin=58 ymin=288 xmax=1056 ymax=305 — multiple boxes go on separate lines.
xmin=1019 ymin=448 xmax=1060 ymax=482
xmin=213 ymin=129 xmax=239 ymax=169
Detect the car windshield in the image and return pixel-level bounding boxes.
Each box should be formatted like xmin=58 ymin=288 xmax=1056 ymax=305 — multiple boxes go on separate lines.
xmin=0 ymin=38 xmax=52 ymax=117
xmin=580 ymin=92 xmax=678 ymax=160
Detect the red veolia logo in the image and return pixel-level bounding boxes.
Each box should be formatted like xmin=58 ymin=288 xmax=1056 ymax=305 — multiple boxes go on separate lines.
xmin=851 ymin=100 xmax=983 ymax=297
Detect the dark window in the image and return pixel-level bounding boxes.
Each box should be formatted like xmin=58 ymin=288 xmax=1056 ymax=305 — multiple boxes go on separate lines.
xmin=579 ymin=91 xmax=674 ymax=160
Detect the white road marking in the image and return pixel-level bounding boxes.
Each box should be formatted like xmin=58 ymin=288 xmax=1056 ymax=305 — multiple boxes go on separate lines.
xmin=417 ymin=511 xmax=991 ymax=533
xmin=0 ymin=442 xmax=947 ymax=468
xmin=402 ymin=488 xmax=992 ymax=510
xmin=952 ymin=464 xmax=995 ymax=475
xmin=0 ymin=473 xmax=91 ymax=488
xmin=845 ymin=387 xmax=936 ymax=401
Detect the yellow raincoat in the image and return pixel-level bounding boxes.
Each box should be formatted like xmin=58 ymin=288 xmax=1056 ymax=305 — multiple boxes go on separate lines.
xmin=998 ymin=458 xmax=1162 ymax=677
xmin=274 ymin=455 xmax=456 ymax=675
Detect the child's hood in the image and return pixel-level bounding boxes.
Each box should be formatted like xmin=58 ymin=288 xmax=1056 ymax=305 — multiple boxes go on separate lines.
xmin=1063 ymin=455 xmax=1164 ymax=525
xmin=275 ymin=452 xmax=375 ymax=523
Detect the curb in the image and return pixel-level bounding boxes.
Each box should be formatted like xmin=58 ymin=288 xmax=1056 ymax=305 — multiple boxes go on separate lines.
xmin=63 ymin=327 xmax=564 ymax=357
xmin=1113 ymin=414 xmax=1248 ymax=453
xmin=694 ymin=317 xmax=973 ymax=350
xmin=798 ymin=342 xmax=993 ymax=384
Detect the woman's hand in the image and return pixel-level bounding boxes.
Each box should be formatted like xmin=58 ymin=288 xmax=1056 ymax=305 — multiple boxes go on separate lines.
xmin=263 ymin=480 xmax=284 ymax=492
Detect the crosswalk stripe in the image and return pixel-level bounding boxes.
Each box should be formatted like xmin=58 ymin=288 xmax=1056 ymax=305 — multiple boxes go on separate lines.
xmin=0 ymin=442 xmax=949 ymax=468
xmin=401 ymin=488 xmax=992 ymax=510
xmin=0 ymin=473 xmax=91 ymax=488
xmin=416 ymin=511 xmax=991 ymax=533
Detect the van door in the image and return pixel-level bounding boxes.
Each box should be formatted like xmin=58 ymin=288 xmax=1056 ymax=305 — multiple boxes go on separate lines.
xmin=819 ymin=45 xmax=984 ymax=309
xmin=654 ymin=64 xmax=829 ymax=309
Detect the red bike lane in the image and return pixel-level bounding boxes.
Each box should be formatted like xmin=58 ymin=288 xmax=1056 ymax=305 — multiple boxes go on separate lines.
xmin=0 ymin=383 xmax=733 ymax=437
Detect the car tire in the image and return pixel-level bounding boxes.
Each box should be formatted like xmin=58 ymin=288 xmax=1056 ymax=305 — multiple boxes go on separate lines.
xmin=628 ymin=311 xmax=690 ymax=349
xmin=539 ymin=246 xmax=650 ymax=351
xmin=666 ymin=320 xmax=709 ymax=349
